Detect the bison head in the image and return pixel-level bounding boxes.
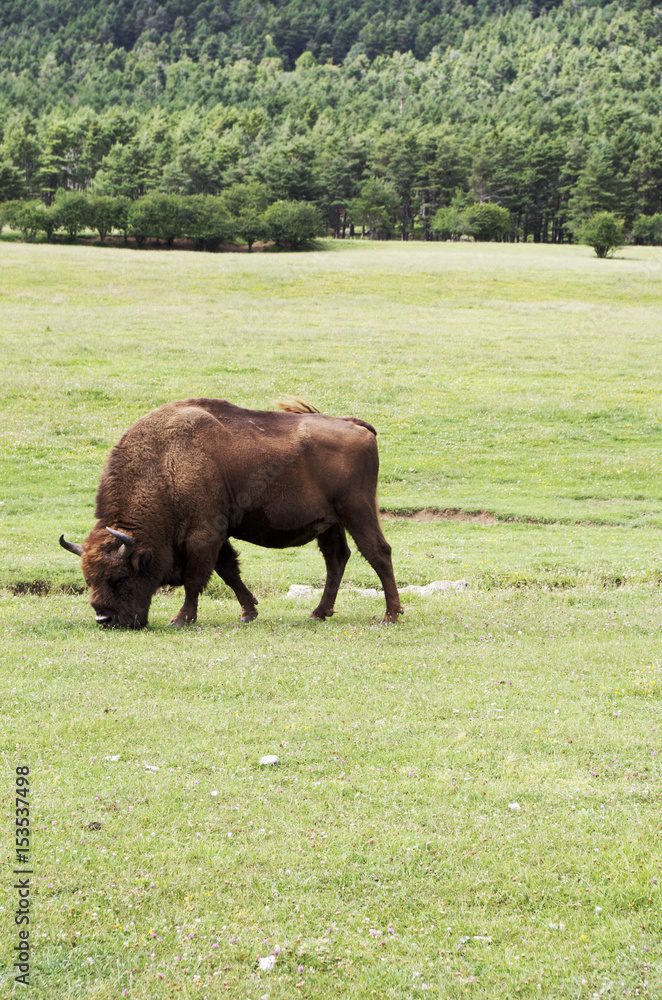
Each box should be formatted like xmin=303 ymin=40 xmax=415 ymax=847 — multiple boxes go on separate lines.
xmin=60 ymin=527 xmax=155 ymax=628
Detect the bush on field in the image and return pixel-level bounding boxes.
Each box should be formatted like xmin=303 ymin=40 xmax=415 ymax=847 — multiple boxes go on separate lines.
xmin=183 ymin=195 xmax=235 ymax=250
xmin=578 ymin=211 xmax=624 ymax=258
xmin=262 ymin=200 xmax=326 ymax=248
xmin=53 ymin=190 xmax=91 ymax=239
xmin=87 ymin=195 xmax=129 ymax=243
xmin=127 ymin=193 xmax=185 ymax=246
xmin=2 ymin=199 xmax=53 ymax=241
xmin=234 ymin=211 xmax=270 ymax=251
xmin=462 ymin=202 xmax=511 ymax=241
xmin=430 ymin=204 xmax=465 ymax=240
xmin=632 ymin=213 xmax=662 ymax=246
xmin=220 ymin=182 xmax=270 ymax=250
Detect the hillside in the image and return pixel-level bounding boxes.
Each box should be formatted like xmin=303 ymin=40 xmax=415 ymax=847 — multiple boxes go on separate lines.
xmin=0 ymin=0 xmax=661 ymax=242
xmin=0 ymin=0 xmax=582 ymax=74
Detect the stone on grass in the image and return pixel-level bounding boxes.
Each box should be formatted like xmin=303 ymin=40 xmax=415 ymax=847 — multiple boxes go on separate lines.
xmin=286 ymin=579 xmax=469 ymax=599
xmin=287 ymin=584 xmax=315 ymax=598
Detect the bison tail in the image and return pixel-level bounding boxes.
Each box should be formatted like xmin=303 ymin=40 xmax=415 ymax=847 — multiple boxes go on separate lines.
xmin=275 ymin=396 xmax=321 ymax=414
xmin=343 ymin=416 xmax=377 ymax=436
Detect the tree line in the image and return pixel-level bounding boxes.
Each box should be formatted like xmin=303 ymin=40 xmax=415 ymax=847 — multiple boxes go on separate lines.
xmin=1 ymin=1 xmax=661 ymax=245
xmin=0 ymin=191 xmax=328 ymax=250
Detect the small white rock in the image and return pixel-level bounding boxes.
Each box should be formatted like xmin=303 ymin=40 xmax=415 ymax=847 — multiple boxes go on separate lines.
xmin=258 ymin=955 xmax=276 ymax=972
xmin=286 ymin=579 xmax=468 ymax=598
xmin=287 ymin=585 xmax=316 ymax=599
xmin=400 ymin=580 xmax=469 ymax=595
xmin=508 ymin=802 xmax=521 ymax=811
xmin=104 ymin=755 xmax=120 ymax=761
xmin=144 ymin=764 xmax=159 ymax=772
xmin=259 ymin=755 xmax=279 ymax=766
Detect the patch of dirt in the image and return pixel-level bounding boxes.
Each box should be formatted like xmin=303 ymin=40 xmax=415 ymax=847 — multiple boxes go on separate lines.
xmin=381 ymin=508 xmax=498 ymax=524
xmin=76 ymin=236 xmax=273 ymax=252
xmin=7 ymin=581 xmax=85 ymax=595
xmin=8 ymin=580 xmax=51 ymax=595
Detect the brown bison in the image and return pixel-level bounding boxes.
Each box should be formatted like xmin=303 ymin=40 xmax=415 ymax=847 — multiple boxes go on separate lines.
xmin=59 ymin=397 xmax=403 ymax=628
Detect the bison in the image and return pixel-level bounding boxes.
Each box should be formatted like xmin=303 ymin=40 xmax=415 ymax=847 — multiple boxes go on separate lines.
xmin=59 ymin=397 xmax=403 ymax=629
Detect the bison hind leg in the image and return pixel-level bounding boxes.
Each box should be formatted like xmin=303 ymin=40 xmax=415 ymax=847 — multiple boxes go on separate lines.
xmin=340 ymin=505 xmax=403 ymax=623
xmin=310 ymin=525 xmax=351 ymax=621
xmin=216 ymin=542 xmax=259 ymax=622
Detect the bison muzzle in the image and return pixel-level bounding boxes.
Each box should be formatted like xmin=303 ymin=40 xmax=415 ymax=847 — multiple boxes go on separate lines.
xmin=60 ymin=397 xmax=404 ymax=628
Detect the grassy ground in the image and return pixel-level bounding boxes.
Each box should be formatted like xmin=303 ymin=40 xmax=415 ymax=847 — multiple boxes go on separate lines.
xmin=0 ymin=239 xmax=661 ymax=999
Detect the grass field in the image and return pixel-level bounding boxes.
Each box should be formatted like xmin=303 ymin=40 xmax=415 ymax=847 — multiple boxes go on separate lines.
xmin=0 ymin=239 xmax=661 ymax=999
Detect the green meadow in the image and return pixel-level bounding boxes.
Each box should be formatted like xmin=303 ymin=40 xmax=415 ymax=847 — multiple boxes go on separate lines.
xmin=0 ymin=239 xmax=660 ymax=999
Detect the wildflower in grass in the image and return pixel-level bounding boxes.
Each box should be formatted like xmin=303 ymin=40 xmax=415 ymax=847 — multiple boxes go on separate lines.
xmin=298 ymin=965 xmax=304 ymax=973
xmin=369 ymin=928 xmax=378 ymax=937
xmin=259 ymin=955 xmax=276 ymax=972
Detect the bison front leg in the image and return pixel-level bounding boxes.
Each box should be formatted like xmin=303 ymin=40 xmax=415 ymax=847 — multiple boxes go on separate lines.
xmin=170 ymin=534 xmax=219 ymax=626
xmin=215 ymin=542 xmax=259 ymax=623
xmin=170 ymin=584 xmax=200 ymax=626
xmin=310 ymin=525 xmax=351 ymax=620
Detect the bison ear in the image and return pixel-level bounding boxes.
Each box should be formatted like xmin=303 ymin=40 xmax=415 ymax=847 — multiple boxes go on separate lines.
xmin=131 ymin=549 xmax=154 ymax=576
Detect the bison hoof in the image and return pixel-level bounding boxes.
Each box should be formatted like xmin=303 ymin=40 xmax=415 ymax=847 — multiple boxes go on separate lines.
xmin=169 ymin=616 xmax=195 ymax=626
xmin=239 ymin=611 xmax=258 ymax=623
xmin=309 ymin=607 xmax=333 ymax=621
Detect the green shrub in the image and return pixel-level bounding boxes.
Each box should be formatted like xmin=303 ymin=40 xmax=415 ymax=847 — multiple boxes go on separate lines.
xmin=462 ymin=202 xmax=511 ymax=241
xmin=53 ymin=190 xmax=92 ymax=240
xmin=87 ymin=195 xmax=126 ymax=243
xmin=220 ymin=183 xmax=270 ymax=250
xmin=262 ymin=199 xmax=326 ymax=248
xmin=113 ymin=196 xmax=131 ymax=243
xmin=2 ymin=200 xmax=52 ymax=241
xmin=578 ymin=212 xmax=624 ymax=258
xmin=234 ymin=211 xmax=269 ymax=251
xmin=127 ymin=193 xmax=185 ymax=247
xmin=430 ymin=204 xmax=465 ymax=240
xmin=182 ymin=195 xmax=235 ymax=250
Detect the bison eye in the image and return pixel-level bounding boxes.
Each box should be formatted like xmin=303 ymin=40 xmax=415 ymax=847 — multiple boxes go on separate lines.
xmin=113 ymin=576 xmax=131 ymax=592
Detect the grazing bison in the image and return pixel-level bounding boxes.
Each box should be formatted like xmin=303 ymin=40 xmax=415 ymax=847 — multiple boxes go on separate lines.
xmin=59 ymin=397 xmax=403 ymax=629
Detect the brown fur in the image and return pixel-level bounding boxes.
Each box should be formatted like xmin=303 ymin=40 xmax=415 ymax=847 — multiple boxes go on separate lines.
xmin=277 ymin=397 xmax=377 ymax=436
xmin=60 ymin=398 xmax=403 ymax=628
xmin=275 ymin=396 xmax=321 ymax=414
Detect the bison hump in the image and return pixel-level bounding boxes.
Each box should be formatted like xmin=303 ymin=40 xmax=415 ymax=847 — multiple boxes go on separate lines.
xmin=275 ymin=397 xmax=321 ymax=414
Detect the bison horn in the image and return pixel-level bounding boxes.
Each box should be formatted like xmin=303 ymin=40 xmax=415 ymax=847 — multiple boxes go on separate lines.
xmin=59 ymin=534 xmax=83 ymax=557
xmin=106 ymin=527 xmax=135 ymax=558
